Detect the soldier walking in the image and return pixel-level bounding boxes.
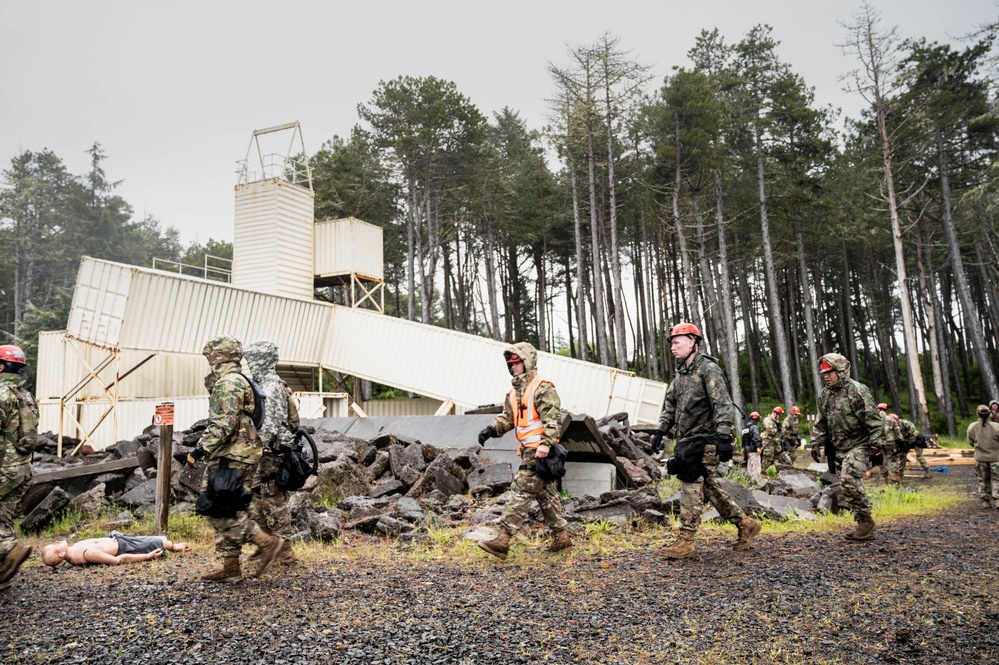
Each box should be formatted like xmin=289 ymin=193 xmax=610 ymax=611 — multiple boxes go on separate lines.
xmin=967 ymin=405 xmax=999 ymax=509
xmin=0 ymin=346 xmax=38 ymax=589
xmin=477 ymin=342 xmax=572 ymax=560
xmin=810 ymin=353 xmax=885 ymax=541
xmin=244 ymin=340 xmax=300 ymax=566
xmin=652 ymin=323 xmax=760 ymax=559
xmin=742 ymin=411 xmax=762 ymax=479
xmin=876 ymin=403 xmax=901 ymax=483
xmin=782 ymin=406 xmax=802 ymax=464
xmin=188 ymin=336 xmax=284 ymax=582
xmin=760 ymin=407 xmax=790 ymax=472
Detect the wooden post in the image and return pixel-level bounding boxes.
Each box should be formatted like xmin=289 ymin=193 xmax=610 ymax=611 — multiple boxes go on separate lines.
xmin=153 ymin=403 xmax=174 ymax=533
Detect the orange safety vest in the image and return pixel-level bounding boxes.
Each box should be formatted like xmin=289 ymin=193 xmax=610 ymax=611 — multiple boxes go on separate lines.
xmin=508 ymin=374 xmax=552 ymax=456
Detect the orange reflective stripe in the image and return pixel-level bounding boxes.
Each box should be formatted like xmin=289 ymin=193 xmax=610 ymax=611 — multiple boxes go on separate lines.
xmin=509 ymin=375 xmax=550 ymax=455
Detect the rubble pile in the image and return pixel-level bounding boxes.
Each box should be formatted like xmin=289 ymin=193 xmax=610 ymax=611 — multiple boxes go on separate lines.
xmin=22 ymin=419 xmax=845 ymax=542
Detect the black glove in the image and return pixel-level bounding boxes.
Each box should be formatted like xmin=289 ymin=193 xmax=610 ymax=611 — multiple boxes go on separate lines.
xmin=477 ymin=426 xmax=498 ymax=446
xmin=651 ymin=429 xmax=666 ymax=453
xmin=186 ymin=446 xmax=207 ymax=467
xmin=716 ymin=434 xmax=734 ymax=462
xmin=810 ymin=446 xmax=821 ymax=464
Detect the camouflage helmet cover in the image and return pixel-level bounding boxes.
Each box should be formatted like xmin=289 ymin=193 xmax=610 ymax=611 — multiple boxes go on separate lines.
xmin=819 ymin=353 xmax=850 ymax=374
xmin=202 ymin=335 xmax=243 ymax=365
xmin=978 ymin=404 xmax=991 ymax=417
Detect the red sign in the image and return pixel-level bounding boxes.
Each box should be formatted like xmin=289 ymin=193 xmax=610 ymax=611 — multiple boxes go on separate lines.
xmin=153 ymin=403 xmax=175 ymax=426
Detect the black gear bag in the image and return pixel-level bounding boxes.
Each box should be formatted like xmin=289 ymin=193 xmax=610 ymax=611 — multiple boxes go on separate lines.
xmin=666 ymin=437 xmax=707 ymax=482
xmin=275 ymin=429 xmax=320 ymax=491
xmin=195 ymin=458 xmax=252 ymax=518
xmin=534 ymin=443 xmax=568 ymax=481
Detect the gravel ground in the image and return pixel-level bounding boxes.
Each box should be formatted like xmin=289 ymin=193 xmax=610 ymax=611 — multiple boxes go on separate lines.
xmin=2 ymin=466 xmax=997 ymax=665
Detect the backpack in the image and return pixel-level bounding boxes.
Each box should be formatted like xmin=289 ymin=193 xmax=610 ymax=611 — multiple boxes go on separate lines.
xmin=275 ymin=429 xmax=319 ymax=491
xmin=195 ymin=459 xmax=252 ymax=518
xmin=237 ymin=372 xmax=266 ymax=432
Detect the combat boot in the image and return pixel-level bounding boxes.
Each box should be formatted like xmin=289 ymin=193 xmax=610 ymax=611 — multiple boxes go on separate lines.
xmin=733 ymin=516 xmax=761 ymax=551
xmin=982 ymin=498 xmax=994 ymax=509
xmin=663 ymin=530 xmax=697 ymax=559
xmin=0 ymin=543 xmax=32 ymax=585
xmin=250 ymin=531 xmax=285 ymax=578
xmin=201 ymin=556 xmax=242 ymax=583
xmin=545 ymin=529 xmax=573 ymax=553
xmin=923 ymin=469 xmax=932 ymax=479
xmin=478 ymin=529 xmax=511 ymax=561
xmin=277 ymin=540 xmax=298 ymax=566
xmin=844 ymin=515 xmax=876 ymax=541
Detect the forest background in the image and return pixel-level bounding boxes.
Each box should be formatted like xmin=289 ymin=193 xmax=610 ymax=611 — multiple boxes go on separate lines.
xmin=2 ymin=4 xmax=998 ymax=439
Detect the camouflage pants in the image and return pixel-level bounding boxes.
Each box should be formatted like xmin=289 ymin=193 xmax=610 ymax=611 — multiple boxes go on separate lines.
xmin=975 ymin=461 xmax=999 ymax=501
xmin=840 ymin=446 xmax=873 ymax=520
xmin=202 ymin=460 xmax=260 ymax=558
xmin=250 ymin=452 xmax=294 ymax=539
xmin=760 ymin=442 xmax=794 ymax=472
xmin=0 ymin=463 xmax=31 ymax=559
xmin=888 ymin=451 xmax=908 ymax=480
xmin=498 ymin=469 xmax=568 ymax=536
xmin=678 ymin=464 xmax=744 ymax=532
xmin=913 ymin=446 xmax=929 ymax=472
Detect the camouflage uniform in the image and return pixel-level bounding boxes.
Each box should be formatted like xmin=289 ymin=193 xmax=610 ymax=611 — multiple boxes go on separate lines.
xmin=0 ymin=372 xmax=36 ymax=562
xmin=811 ymin=354 xmax=884 ymax=525
xmin=198 ymin=337 xmax=264 ymax=558
xmin=878 ymin=412 xmax=901 ymax=481
xmin=898 ymin=418 xmax=929 ymax=475
xmin=967 ymin=408 xmax=999 ymax=505
xmin=760 ymin=413 xmax=788 ymax=471
xmin=989 ymin=401 xmax=999 ymax=425
xmin=658 ymin=353 xmax=747 ymax=534
xmin=245 ymin=340 xmax=300 ymax=540
xmin=782 ymin=413 xmax=800 ymax=464
xmin=490 ymin=342 xmax=568 ymax=538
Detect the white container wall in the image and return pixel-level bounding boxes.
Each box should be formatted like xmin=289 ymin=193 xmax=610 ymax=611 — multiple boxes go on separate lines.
xmin=359 ymin=397 xmax=471 ymax=417
xmin=65 ymin=258 xmax=669 ymax=426
xmin=232 ymin=179 xmax=315 ymax=299
xmin=314 ymin=217 xmax=384 ymax=281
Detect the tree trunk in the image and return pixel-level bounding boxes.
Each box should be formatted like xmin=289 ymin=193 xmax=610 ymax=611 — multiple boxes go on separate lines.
xmin=794 ymin=220 xmax=822 ymax=402
xmin=713 ymin=170 xmax=744 ymax=410
xmin=568 ymin=159 xmax=590 ymax=361
xmin=586 ymin=119 xmax=609 ymax=365
xmin=483 ymin=222 xmax=501 ymax=340
xmin=754 ymin=124 xmax=794 ymax=409
xmin=604 ymin=88 xmax=628 ymax=370
xmin=935 ymin=128 xmax=999 ymax=400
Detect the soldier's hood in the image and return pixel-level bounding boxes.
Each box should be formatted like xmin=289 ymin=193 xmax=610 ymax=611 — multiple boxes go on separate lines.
xmin=244 ymin=339 xmax=279 ymax=379
xmin=203 ymin=336 xmax=243 ymax=365
xmin=990 ymin=400 xmax=999 ymax=409
xmin=504 ymin=342 xmax=538 ymax=373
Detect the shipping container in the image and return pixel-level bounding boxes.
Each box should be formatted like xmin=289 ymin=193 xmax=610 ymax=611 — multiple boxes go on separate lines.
xmin=313 ymin=217 xmax=384 ymax=281
xmin=232 ymin=178 xmax=315 ymax=299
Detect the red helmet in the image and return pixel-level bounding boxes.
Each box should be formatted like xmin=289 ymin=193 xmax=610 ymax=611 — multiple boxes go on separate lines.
xmin=791 ymin=406 xmax=801 ymax=416
xmin=749 ymin=411 xmax=760 ymax=420
xmin=505 ymin=354 xmax=523 ymax=365
xmin=890 ymin=413 xmax=900 ymax=421
xmin=773 ymin=406 xmax=784 ymax=416
xmin=667 ymin=322 xmax=702 ymax=342
xmin=0 ymin=345 xmax=26 ymax=368
xmin=819 ymin=359 xmax=834 ymax=373
xmin=877 ymin=402 xmax=888 ymax=411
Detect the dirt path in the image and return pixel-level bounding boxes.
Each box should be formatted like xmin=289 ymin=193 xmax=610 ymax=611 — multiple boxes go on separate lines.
xmin=3 ymin=467 xmax=997 ymax=664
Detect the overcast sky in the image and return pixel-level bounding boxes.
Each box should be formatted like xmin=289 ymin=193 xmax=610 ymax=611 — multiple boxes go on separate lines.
xmin=2 ymin=1 xmax=995 ymax=247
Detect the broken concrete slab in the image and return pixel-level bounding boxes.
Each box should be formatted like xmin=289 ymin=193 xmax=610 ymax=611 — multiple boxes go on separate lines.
xmin=375 ymin=515 xmax=414 ymax=536
xmin=751 ymin=490 xmax=816 ymax=520
xmin=118 ymin=479 xmax=158 ymax=507
xmin=369 ymin=479 xmax=405 ymax=498
xmin=20 ymin=486 xmax=72 ymax=533
xmin=465 ymin=463 xmax=513 ymax=496
xmin=779 ymin=472 xmax=822 ymax=498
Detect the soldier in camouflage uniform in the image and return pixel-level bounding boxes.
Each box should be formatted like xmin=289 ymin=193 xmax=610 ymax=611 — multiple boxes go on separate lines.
xmin=188 ymin=336 xmax=284 ymax=583
xmin=652 ymin=323 xmax=760 ymax=559
xmin=760 ymin=407 xmax=790 ymax=472
xmin=477 ymin=342 xmax=571 ymax=560
xmin=989 ymin=401 xmax=999 ymax=424
xmin=810 ymin=353 xmax=885 ymax=541
xmin=967 ymin=405 xmax=999 ymax=509
xmin=876 ymin=403 xmax=901 ymax=483
xmin=0 ymin=345 xmax=37 ymax=589
xmin=244 ymin=340 xmax=300 ymax=566
xmin=783 ymin=406 xmax=802 ymax=464
xmin=898 ymin=416 xmax=931 ymax=479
